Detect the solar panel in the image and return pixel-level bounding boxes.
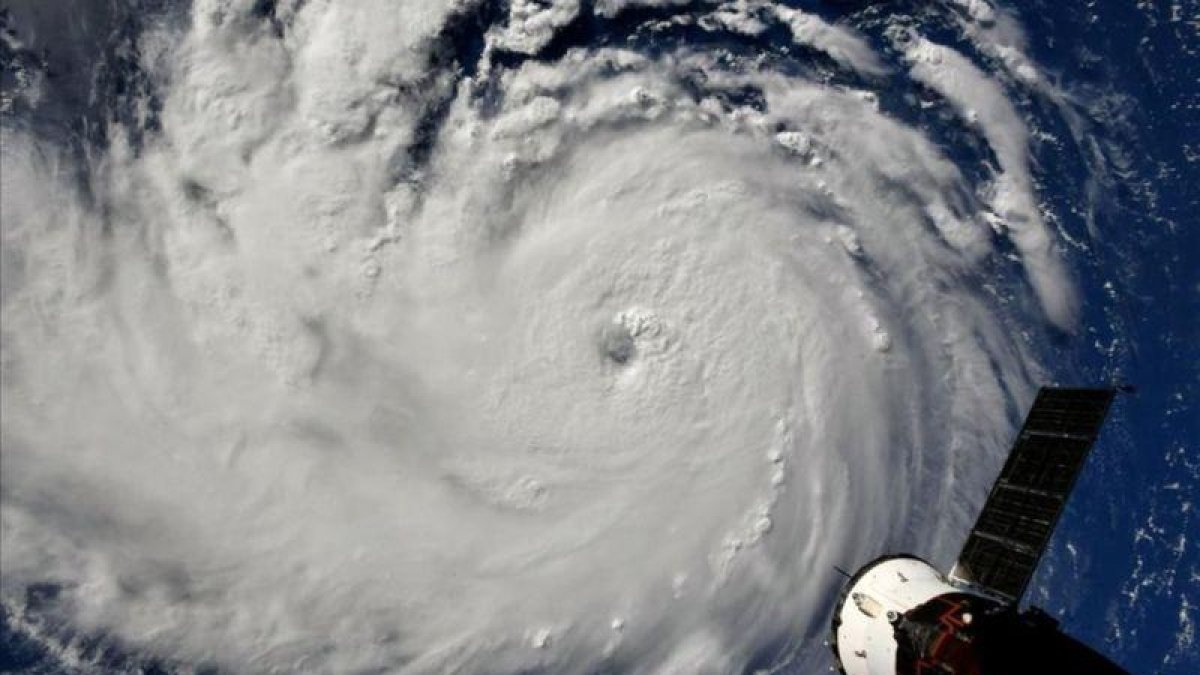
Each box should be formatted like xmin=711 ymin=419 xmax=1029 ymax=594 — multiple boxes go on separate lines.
xmin=949 ymin=387 xmax=1116 ymax=603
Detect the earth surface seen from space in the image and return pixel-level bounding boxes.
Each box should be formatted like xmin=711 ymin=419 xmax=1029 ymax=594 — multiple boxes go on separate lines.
xmin=0 ymin=1 xmax=1196 ymax=674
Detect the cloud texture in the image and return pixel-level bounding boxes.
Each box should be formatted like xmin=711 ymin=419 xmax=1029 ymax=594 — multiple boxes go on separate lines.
xmin=1 ymin=1 xmax=1081 ymax=672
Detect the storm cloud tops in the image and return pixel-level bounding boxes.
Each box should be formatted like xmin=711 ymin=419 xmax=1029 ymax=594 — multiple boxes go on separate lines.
xmin=1 ymin=1 xmax=1096 ymax=672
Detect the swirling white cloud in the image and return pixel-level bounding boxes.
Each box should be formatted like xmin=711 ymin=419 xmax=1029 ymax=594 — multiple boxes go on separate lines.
xmin=1 ymin=1 xmax=1080 ymax=672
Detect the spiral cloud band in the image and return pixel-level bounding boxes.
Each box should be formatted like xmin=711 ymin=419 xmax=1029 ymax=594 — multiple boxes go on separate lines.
xmin=2 ymin=0 xmax=1077 ymax=672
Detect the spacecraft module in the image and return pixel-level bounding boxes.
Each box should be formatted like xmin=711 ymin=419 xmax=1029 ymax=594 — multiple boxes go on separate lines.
xmin=830 ymin=387 xmax=1130 ymax=675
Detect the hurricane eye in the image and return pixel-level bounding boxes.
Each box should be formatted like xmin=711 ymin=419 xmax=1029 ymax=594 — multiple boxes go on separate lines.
xmin=599 ymin=324 xmax=636 ymax=365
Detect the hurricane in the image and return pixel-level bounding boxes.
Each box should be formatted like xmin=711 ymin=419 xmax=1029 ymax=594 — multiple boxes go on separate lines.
xmin=0 ymin=1 xmax=1115 ymax=672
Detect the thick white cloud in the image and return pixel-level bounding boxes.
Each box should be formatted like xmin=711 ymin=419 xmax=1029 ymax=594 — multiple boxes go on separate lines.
xmin=903 ymin=35 xmax=1078 ymax=330
xmin=2 ymin=1 xmax=1073 ymax=673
